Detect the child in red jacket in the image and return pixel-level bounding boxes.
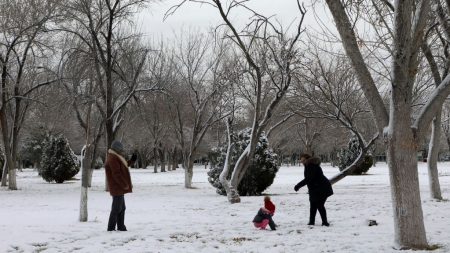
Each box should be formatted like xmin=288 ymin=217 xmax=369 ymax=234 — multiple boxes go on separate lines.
xmin=253 ymin=196 xmax=277 ymax=230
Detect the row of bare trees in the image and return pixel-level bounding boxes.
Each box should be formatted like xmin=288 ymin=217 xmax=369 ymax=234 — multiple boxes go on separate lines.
xmin=0 ymin=0 xmax=61 ymax=190
xmin=2 ymin=0 xmax=450 ymax=249
xmin=172 ymin=0 xmax=450 ymax=250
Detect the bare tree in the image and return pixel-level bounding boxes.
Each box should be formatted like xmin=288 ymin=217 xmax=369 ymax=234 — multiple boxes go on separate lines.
xmin=290 ymin=48 xmax=378 ymax=183
xmin=79 ymin=119 xmax=95 ymax=222
xmin=324 ymin=0 xmax=450 ymax=249
xmin=168 ymin=0 xmax=306 ymax=200
xmin=62 ymin=0 xmax=152 ymax=147
xmin=61 ymin=0 xmax=160 ymax=189
xmin=0 ymin=0 xmax=60 ymax=189
xmin=61 ymin=33 xmax=105 ymax=178
xmin=422 ymin=0 xmax=450 ymax=201
xmin=165 ymin=32 xmax=233 ymax=188
xmin=139 ymin=94 xmax=171 ymax=173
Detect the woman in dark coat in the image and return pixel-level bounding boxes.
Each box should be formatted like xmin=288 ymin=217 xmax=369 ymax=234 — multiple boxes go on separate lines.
xmin=294 ymin=154 xmax=333 ymax=226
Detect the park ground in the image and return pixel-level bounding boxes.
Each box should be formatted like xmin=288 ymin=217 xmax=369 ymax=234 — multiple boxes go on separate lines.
xmin=1 ymin=162 xmax=449 ymax=253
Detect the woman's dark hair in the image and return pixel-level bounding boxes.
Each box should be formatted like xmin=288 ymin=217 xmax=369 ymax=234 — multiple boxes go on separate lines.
xmin=300 ymin=153 xmax=311 ymax=160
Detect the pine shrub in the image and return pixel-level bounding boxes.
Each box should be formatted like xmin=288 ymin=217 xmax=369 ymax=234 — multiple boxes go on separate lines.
xmin=41 ymin=135 xmax=80 ymax=183
xmin=207 ymin=128 xmax=279 ymax=196
xmin=337 ymin=136 xmax=373 ymax=175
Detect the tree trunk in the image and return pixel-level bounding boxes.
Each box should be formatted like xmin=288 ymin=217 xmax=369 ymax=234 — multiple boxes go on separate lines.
xmin=80 ymin=186 xmax=88 ymax=221
xmin=220 ymin=119 xmax=240 ymax=203
xmin=104 ymin=122 xmax=114 ymax=191
xmin=229 ymin=115 xmax=263 ymax=194
xmin=305 ymin=143 xmax=313 ymax=156
xmin=446 ymin=136 xmax=450 ymax=153
xmin=6 ymin=155 xmax=16 ymax=190
xmin=172 ymin=149 xmax=178 ymax=170
xmin=80 ymin=145 xmax=93 ymax=222
xmin=1 ymin=162 xmax=7 ymax=186
xmin=161 ymin=160 xmax=166 ymax=172
xmin=228 ymin=147 xmax=250 ymax=203
xmin=323 ymin=0 xmax=431 ymax=249
xmin=88 ymin=135 xmax=101 ymax=187
xmin=167 ymin=152 xmax=172 ymax=171
xmin=329 ymin=135 xmax=378 ymax=184
xmin=426 ymin=111 xmax=443 ymax=200
xmin=387 ymin=104 xmax=428 ymax=249
xmin=88 ymin=155 xmax=95 ymax=188
xmin=0 ymin=109 xmax=17 ymax=190
xmin=184 ymin=156 xmax=194 ymax=188
xmin=10 ymin=95 xmax=21 ymax=190
xmin=153 ymin=147 xmax=158 ymax=173
xmin=160 ymin=147 xmax=166 ymax=172
xmin=329 ymin=152 xmax=364 ymax=184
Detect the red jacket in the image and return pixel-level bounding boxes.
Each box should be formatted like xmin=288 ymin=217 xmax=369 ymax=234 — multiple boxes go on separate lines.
xmin=105 ymin=150 xmax=133 ymax=196
xmin=265 ymin=199 xmax=276 ymax=215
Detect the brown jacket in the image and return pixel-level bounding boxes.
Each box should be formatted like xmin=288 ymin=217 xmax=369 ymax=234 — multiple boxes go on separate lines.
xmin=105 ymin=149 xmax=133 ymax=196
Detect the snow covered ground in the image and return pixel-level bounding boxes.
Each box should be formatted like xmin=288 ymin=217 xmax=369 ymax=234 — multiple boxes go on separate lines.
xmin=1 ymin=162 xmax=449 ymax=253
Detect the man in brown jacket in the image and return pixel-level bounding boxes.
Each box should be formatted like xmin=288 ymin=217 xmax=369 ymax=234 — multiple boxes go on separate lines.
xmin=105 ymin=140 xmax=136 ymax=231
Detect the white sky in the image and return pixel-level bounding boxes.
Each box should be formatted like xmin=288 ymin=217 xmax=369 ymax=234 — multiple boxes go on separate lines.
xmin=135 ymin=0 xmax=331 ymax=40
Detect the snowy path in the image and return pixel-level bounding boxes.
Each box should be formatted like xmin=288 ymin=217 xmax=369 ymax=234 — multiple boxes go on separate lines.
xmin=1 ymin=163 xmax=449 ymax=253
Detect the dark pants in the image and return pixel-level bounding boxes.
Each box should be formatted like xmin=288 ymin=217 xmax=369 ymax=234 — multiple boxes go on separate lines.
xmin=108 ymin=195 xmax=126 ymax=231
xmin=309 ymin=197 xmax=328 ymax=225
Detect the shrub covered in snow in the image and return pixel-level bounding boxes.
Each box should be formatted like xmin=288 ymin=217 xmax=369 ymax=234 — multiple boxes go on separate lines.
xmin=337 ymin=136 xmax=373 ymax=175
xmin=40 ymin=135 xmax=80 ymax=183
xmin=207 ymin=128 xmax=279 ymax=196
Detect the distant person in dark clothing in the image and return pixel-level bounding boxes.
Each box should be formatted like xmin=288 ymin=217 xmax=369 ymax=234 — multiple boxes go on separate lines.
xmin=253 ymin=196 xmax=277 ymax=230
xmin=294 ymin=154 xmax=333 ymax=226
xmin=105 ymin=140 xmax=137 ymax=231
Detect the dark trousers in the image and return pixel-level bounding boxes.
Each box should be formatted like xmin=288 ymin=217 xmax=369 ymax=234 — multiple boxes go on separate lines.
xmin=309 ymin=198 xmax=328 ymax=225
xmin=108 ymin=195 xmax=126 ymax=231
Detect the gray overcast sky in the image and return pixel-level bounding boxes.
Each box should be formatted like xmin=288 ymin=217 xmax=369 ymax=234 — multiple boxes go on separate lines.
xmin=135 ymin=0 xmax=329 ymax=39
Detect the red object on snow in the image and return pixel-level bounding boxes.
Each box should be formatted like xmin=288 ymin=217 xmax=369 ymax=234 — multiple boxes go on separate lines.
xmin=264 ymin=199 xmax=276 ymax=215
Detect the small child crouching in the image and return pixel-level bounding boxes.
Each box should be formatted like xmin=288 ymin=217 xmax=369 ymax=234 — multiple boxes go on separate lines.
xmin=252 ymin=196 xmax=277 ymax=230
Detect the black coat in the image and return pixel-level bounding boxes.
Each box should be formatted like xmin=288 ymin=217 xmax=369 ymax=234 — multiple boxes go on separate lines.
xmin=253 ymin=208 xmax=271 ymax=223
xmin=295 ymin=157 xmax=333 ymax=202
